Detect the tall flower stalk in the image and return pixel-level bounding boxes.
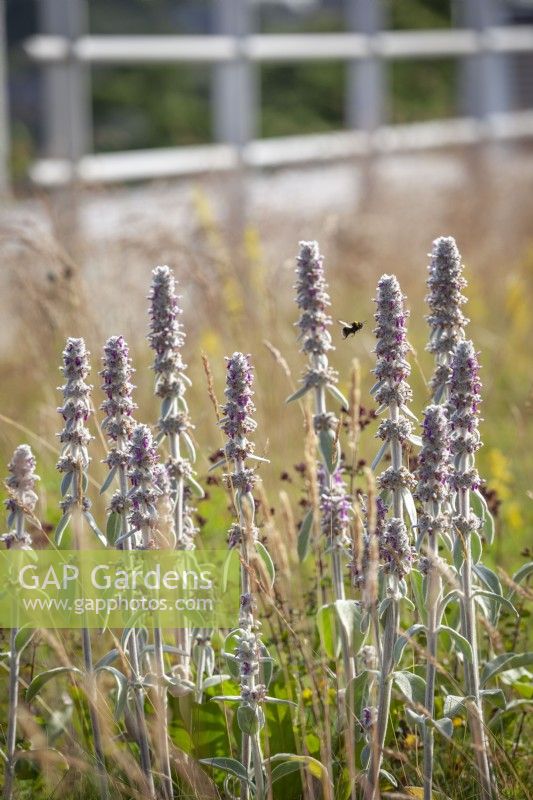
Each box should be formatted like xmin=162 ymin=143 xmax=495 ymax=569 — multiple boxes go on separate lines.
xmin=426 ymin=236 xmax=468 ymax=402
xmin=220 ymin=352 xmax=266 ymax=800
xmin=56 ymin=337 xmax=109 ymax=800
xmin=100 ymin=336 xmax=155 ymax=797
xmin=148 ymin=265 xmax=203 ymax=680
xmin=127 ymin=423 xmax=173 ymax=800
xmin=449 ymin=341 xmax=495 ymax=800
xmin=290 ymin=241 xmax=354 ymax=684
xmin=415 ymin=405 xmax=452 ymax=800
xmin=2 ymin=445 xmax=39 ymax=800
xmin=367 ymin=275 xmax=416 ymax=798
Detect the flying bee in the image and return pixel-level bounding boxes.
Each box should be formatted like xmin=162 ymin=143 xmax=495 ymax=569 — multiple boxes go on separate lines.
xmin=338 ymin=320 xmax=365 ymax=339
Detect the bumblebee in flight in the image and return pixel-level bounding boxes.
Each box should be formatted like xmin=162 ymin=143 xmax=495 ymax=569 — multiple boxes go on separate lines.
xmin=339 ymin=320 xmax=365 ymax=339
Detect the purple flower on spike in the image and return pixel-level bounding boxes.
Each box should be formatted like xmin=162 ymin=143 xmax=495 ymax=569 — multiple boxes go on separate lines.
xmin=426 ymin=237 xmax=468 ymax=396
xmin=373 ymin=275 xmax=411 ymax=409
xmin=448 ymin=341 xmax=482 ymax=492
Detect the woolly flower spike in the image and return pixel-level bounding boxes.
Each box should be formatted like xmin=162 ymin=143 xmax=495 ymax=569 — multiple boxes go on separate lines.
xmin=100 ymin=336 xmax=137 ymax=464
xmin=448 ymin=341 xmax=482 ymax=492
xmin=416 ymin=405 xmax=452 ymax=508
xmin=57 ymin=338 xmax=92 ymax=472
xmin=295 ymin=241 xmax=333 ymax=356
xmin=372 ymin=275 xmax=411 ymax=410
xmin=318 ymin=466 xmax=352 ymax=554
xmin=380 ymin=518 xmax=414 ymax=579
xmin=5 ymin=446 xmax=39 ymax=513
xmin=291 ymin=241 xmax=339 ymax=400
xmin=426 ymin=236 xmax=469 ymax=358
xmin=148 ymin=265 xmax=193 ymax=435
xmin=127 ymin=424 xmax=162 ymax=549
xmin=2 ymin=445 xmax=39 ymax=549
xmin=148 ymin=265 xmax=186 ymax=384
xmin=221 ymin=353 xmax=257 ymax=447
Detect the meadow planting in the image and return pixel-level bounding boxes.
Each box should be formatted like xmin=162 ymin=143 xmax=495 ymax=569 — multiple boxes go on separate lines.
xmin=0 ymin=230 xmax=531 ymax=800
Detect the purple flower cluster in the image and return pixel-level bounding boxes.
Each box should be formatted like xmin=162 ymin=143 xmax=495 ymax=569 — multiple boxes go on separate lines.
xmin=148 ymin=266 xmax=186 ymax=385
xmin=372 ymin=275 xmax=412 ymax=410
xmin=448 ymin=341 xmax=482 ymax=492
xmin=380 ymin=518 xmax=415 ymax=580
xmin=426 ymin=237 xmax=468 ymax=396
xmin=416 ymin=405 xmax=452 ymax=507
xmin=293 ymin=241 xmax=340 ymax=396
xmin=127 ymin=424 xmax=163 ymax=549
xmin=220 ymin=353 xmax=259 ymax=511
xmin=318 ymin=466 xmax=352 ymax=553
xmin=295 ymin=241 xmax=333 ymax=358
xmin=377 ymin=466 xmax=416 ymax=495
xmin=220 ymin=353 xmax=257 ymax=444
xmin=361 ymin=705 xmax=378 ymax=731
xmin=100 ymin=336 xmax=137 ymax=464
xmin=2 ymin=445 xmax=39 ymax=549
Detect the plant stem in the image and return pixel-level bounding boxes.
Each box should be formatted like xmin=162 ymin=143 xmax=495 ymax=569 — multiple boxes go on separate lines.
xmin=168 ymin=418 xmax=191 ymax=680
xmin=153 ymin=626 xmax=173 ymax=800
xmin=74 ymin=470 xmax=109 ymax=800
xmin=315 ymin=379 xmax=354 ymax=685
xmin=368 ymin=403 xmax=402 ymax=799
xmin=459 ymin=489 xmax=496 ymax=800
xmin=423 ymin=529 xmax=440 ymax=800
xmin=3 ymin=513 xmax=24 ymax=800
xmin=237 ymin=459 xmax=265 ymax=800
xmin=118 ymin=459 xmax=155 ymax=798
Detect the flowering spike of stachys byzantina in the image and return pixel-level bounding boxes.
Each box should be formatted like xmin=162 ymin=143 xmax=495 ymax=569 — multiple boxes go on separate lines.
xmin=416 ymin=405 xmax=452 ymax=509
xmin=318 ymin=465 xmax=352 ymax=555
xmin=55 ymin=338 xmax=98 ymax=536
xmin=426 ymin=236 xmax=469 ymax=401
xmin=100 ymin=335 xmax=137 ymax=454
xmin=448 ymin=340 xmax=482 ymax=493
xmin=57 ymin=337 xmax=92 ymax=470
xmin=148 ymin=265 xmax=201 ymax=552
xmin=2 ymin=445 xmax=39 ymax=549
xmin=372 ymin=275 xmax=412 ymax=412
xmin=148 ymin=265 xmax=186 ymax=383
xmin=219 ymin=353 xmax=263 ymax=521
xmin=127 ymin=424 xmax=163 ymax=550
xmin=287 ymin=241 xmax=342 ymax=404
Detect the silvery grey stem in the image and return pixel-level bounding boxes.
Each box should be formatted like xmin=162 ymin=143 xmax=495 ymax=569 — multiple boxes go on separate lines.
xmin=423 ymin=530 xmax=440 ymax=800
xmin=153 ymin=625 xmax=173 ymax=800
xmin=73 ymin=470 xmax=109 ymax=800
xmin=416 ymin=404 xmax=451 ymax=800
xmin=126 ymin=424 xmax=174 ymax=800
xmin=367 ymin=403 xmax=402 ymax=800
xmin=448 ymin=341 xmax=496 ymax=800
xmin=168 ymin=429 xmax=190 ymax=678
xmin=236 ymin=458 xmax=265 ymax=800
xmin=117 ymin=458 xmax=155 ymax=797
xmin=219 ymin=353 xmax=267 ymax=800
xmin=315 ymin=378 xmax=354 ymax=686
xmin=458 ymin=488 xmax=495 ymax=800
xmin=3 ymin=513 xmax=24 ymax=800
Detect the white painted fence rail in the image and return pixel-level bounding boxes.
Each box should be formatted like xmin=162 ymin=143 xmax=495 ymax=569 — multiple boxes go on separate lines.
xmin=26 ymin=27 xmax=533 ymax=64
xmin=24 ymin=0 xmax=533 ymax=187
